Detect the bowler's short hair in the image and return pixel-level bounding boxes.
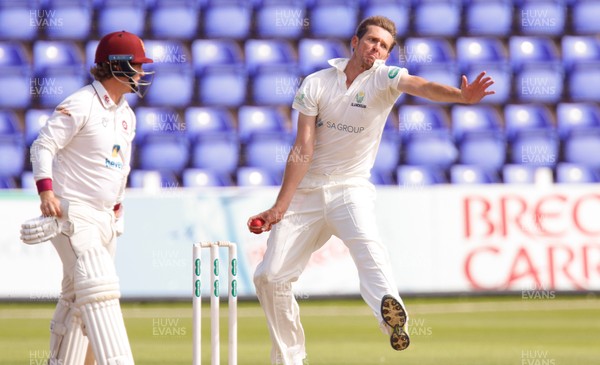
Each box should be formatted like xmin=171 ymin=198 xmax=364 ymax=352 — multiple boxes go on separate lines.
xmin=355 ymin=16 xmax=398 ymax=52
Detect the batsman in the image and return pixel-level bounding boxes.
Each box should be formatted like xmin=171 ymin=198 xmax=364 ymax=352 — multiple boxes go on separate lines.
xmin=20 ymin=31 xmax=154 ymax=364
xmin=248 ymin=16 xmax=494 ymax=365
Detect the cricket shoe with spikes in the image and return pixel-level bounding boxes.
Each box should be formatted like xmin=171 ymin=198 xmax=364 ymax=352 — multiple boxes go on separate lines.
xmin=381 ymin=294 xmax=410 ymax=351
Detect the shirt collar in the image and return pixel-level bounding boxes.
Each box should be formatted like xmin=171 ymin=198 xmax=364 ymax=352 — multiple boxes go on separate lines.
xmin=328 ymin=58 xmax=386 ymax=72
xmin=92 ymin=80 xmax=123 ymax=109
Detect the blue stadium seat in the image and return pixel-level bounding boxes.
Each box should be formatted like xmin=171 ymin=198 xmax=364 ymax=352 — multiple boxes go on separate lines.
xmin=411 ymin=65 xmax=461 ymax=103
xmin=137 ymin=134 xmax=190 ymax=174
xmin=245 ymin=39 xmax=296 ymax=75
xmin=562 ymin=36 xmax=600 ymax=71
xmin=568 ymin=62 xmax=600 ymax=102
xmin=464 ymin=66 xmax=511 ymax=104
xmin=0 ymin=177 xmax=17 ymax=189
xmin=563 ymin=129 xmax=600 ymax=169
xmin=452 ymin=105 xmax=503 ymax=141
xmin=514 ymin=63 xmax=563 ymax=103
xmin=150 ymin=0 xmax=199 ymax=39
xmin=185 ymin=107 xmax=236 ymax=139
xmin=245 ymin=132 xmax=294 ymax=174
xmin=245 ymin=40 xmax=299 ymax=104
xmin=309 ymin=0 xmax=359 ymax=38
xmin=517 ymin=0 xmax=566 ymax=36
xmin=32 ymin=41 xmax=86 ymax=107
xmin=128 ymin=170 xmax=179 ymax=190
xmin=203 ymin=0 xmax=252 ymax=39
xmin=33 ymin=41 xmax=83 ymax=72
xmin=457 ymin=133 xmax=506 ymax=170
xmin=24 ymin=109 xmax=52 ymax=145
xmin=450 ymin=165 xmax=501 ymax=184
xmin=402 ymin=39 xmax=459 ymax=101
xmin=404 ymin=130 xmax=458 ymax=169
xmin=44 ymin=0 xmax=93 ymax=40
xmin=238 ymin=106 xmax=288 ymax=143
xmin=0 ymin=135 xmax=25 ymax=178
xmin=572 ymin=0 xmax=600 ymax=34
xmin=0 ymin=1 xmax=38 ymax=40
xmin=256 ymin=0 xmax=307 ymax=38
xmin=452 ymin=105 xmax=505 ymax=170
xmin=134 ymin=107 xmax=183 ymax=142
xmin=556 ymin=163 xmax=600 ymax=183
xmin=456 ymin=37 xmax=511 ymax=104
xmin=84 ymin=40 xmax=98 ymax=77
xmin=97 ymin=0 xmax=145 ymax=36
xmin=464 ymin=0 xmax=513 ymax=36
xmin=198 ymin=65 xmax=248 ymax=106
xmin=401 ymin=37 xmax=455 ymax=67
xmin=191 ymin=132 xmax=239 ymax=175
xmin=142 ymin=41 xmax=193 ymax=107
xmin=0 ymin=42 xmax=31 ymax=108
xmin=509 ymin=36 xmax=560 ymax=69
xmin=298 ymin=39 xmax=349 ymax=76
xmin=456 ymin=37 xmax=508 ymax=67
xmin=362 ymin=0 xmax=410 ymax=36
xmin=396 ymin=165 xmax=447 ymax=186
xmin=183 ymin=168 xmax=233 ymax=187
xmin=413 ymin=0 xmax=461 ymax=37
xmin=398 ymin=105 xmax=450 ymax=143
xmin=558 ymin=103 xmax=600 ymax=168
xmin=502 ymin=164 xmax=538 ymax=184
xmin=191 ymin=40 xmax=243 ymax=75
xmin=252 ymin=65 xmax=302 ymax=105
xmin=504 ymin=103 xmax=554 ymax=142
xmin=237 ymin=166 xmax=282 ymax=186
xmin=557 ymin=102 xmax=600 ymax=140
xmin=372 ymin=132 xmax=401 ymax=185
xmin=505 ymin=104 xmax=558 ymax=168
xmin=509 ymin=37 xmax=563 ymax=103
xmin=0 ymin=110 xmax=20 ymax=135
xmin=21 ymin=170 xmax=35 ymax=191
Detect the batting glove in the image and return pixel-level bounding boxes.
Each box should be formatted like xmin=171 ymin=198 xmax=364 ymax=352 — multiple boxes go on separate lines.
xmin=20 ymin=216 xmax=62 ymax=245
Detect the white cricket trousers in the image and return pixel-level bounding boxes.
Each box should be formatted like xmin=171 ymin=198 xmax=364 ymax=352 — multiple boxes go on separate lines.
xmin=254 ymin=174 xmax=404 ymax=365
xmin=49 ymin=200 xmax=132 ymax=364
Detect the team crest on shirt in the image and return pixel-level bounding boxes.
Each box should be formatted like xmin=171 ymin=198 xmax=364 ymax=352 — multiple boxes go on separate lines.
xmin=101 ymin=117 xmax=108 ymax=127
xmin=122 ymin=120 xmax=128 ymax=130
xmin=294 ymin=92 xmax=306 ymax=106
xmin=351 ymin=90 xmax=367 ymax=109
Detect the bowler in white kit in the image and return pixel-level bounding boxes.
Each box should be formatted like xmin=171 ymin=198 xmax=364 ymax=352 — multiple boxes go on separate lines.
xmin=20 ymin=31 xmax=154 ymax=364
xmin=248 ymin=16 xmax=495 ymax=365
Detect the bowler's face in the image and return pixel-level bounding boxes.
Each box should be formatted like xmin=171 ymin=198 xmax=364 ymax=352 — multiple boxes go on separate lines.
xmin=352 ymin=25 xmax=394 ymax=68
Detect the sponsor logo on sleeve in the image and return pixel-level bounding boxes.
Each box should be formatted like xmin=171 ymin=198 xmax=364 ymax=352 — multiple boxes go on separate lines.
xmin=388 ymin=67 xmax=400 ymax=79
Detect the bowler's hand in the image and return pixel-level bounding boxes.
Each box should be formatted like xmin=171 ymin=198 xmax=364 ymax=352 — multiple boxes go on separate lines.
xmin=247 ymin=208 xmax=285 ymax=234
xmin=39 ymin=190 xmax=62 ymax=217
xmin=460 ymin=71 xmax=495 ymax=104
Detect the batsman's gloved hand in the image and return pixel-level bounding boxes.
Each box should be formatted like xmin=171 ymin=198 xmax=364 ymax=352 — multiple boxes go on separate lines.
xmin=20 ymin=216 xmax=62 ymax=245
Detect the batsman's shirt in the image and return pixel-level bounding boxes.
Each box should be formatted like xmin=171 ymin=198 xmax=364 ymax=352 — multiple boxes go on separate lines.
xmin=31 ymin=81 xmax=135 ymax=211
xmin=292 ymin=58 xmax=407 ymax=178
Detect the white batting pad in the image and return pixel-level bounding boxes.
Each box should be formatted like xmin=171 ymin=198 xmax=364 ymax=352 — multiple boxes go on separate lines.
xmin=48 ymin=298 xmax=89 ymax=365
xmin=74 ymin=247 xmax=134 ymax=365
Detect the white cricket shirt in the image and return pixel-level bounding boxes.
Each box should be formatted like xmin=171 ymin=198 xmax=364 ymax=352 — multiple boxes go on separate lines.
xmin=292 ymin=58 xmax=407 ymax=178
xmin=31 ymin=81 xmax=136 ymax=212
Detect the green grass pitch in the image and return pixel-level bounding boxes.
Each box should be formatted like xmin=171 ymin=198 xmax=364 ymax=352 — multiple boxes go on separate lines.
xmin=1 ymin=295 xmax=598 ymax=364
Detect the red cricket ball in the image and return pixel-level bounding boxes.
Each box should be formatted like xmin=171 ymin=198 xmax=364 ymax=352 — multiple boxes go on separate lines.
xmin=250 ymin=218 xmax=265 ymax=228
